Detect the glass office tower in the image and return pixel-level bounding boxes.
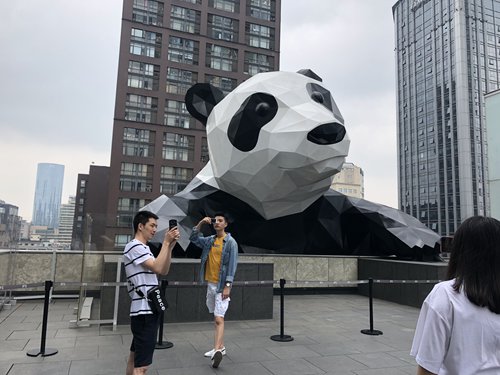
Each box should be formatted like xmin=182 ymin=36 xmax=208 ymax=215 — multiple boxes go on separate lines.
xmin=32 ymin=163 xmax=64 ymax=228
xmin=105 ymin=0 xmax=281 ymax=249
xmin=393 ymin=0 xmax=499 ymax=235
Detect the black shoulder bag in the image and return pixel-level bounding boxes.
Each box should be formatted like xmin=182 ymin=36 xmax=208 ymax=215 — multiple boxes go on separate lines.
xmin=134 ymin=285 xmax=168 ymax=314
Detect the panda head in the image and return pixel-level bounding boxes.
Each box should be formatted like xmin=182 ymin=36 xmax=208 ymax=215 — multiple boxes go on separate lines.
xmin=185 ymin=69 xmax=350 ymax=219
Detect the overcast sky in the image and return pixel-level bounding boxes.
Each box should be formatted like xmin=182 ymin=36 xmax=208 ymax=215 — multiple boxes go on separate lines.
xmin=0 ymin=0 xmax=398 ymax=221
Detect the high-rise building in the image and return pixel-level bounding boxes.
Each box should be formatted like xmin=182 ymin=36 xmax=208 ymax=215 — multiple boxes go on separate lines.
xmin=58 ymin=196 xmax=76 ymax=249
xmin=104 ymin=0 xmax=281 ymax=250
xmin=485 ymin=88 xmax=500 ymax=220
xmin=393 ymin=0 xmax=499 ymax=235
xmin=32 ymin=163 xmax=64 ymax=228
xmin=331 ymin=162 xmax=364 ymax=199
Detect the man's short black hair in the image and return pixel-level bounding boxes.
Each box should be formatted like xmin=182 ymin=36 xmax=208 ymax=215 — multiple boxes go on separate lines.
xmin=133 ymin=210 xmax=158 ymax=233
xmin=214 ymin=212 xmax=229 ymax=224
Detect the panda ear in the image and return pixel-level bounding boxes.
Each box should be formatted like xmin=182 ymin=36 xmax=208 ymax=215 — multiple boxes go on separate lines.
xmin=297 ymin=69 xmax=323 ymax=82
xmin=185 ymin=83 xmax=225 ymax=125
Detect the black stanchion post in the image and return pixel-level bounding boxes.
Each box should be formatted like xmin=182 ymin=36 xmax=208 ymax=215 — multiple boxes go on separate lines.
xmin=270 ymin=278 xmax=293 ymax=342
xmin=27 ymin=280 xmax=59 ymax=357
xmin=361 ymin=278 xmax=383 ymax=336
xmin=156 ymin=279 xmax=173 ymax=349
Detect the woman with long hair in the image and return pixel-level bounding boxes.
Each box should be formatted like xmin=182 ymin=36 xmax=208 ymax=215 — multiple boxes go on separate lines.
xmin=411 ymin=216 xmax=500 ymax=374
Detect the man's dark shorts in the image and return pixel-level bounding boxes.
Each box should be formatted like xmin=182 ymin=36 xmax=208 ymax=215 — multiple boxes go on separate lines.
xmin=130 ymin=313 xmax=159 ymax=367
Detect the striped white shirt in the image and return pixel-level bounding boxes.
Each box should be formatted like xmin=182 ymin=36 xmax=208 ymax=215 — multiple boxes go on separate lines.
xmin=123 ymin=239 xmax=158 ymax=316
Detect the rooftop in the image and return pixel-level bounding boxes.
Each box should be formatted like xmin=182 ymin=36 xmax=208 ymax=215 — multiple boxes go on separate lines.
xmin=0 ymin=294 xmax=419 ymax=375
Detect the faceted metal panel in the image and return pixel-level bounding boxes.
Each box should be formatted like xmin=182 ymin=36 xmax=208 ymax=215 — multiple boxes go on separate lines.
xmin=144 ymin=70 xmax=440 ymax=260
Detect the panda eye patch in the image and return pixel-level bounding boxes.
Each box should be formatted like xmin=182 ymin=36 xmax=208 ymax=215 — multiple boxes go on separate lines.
xmin=306 ymin=82 xmax=344 ymax=123
xmin=311 ymin=91 xmax=324 ymax=104
xmin=228 ymin=92 xmax=278 ymax=152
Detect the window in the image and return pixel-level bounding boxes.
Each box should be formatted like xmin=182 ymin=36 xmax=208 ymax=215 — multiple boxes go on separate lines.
xmin=122 ymin=128 xmax=155 ymax=157
xmin=132 ymin=0 xmax=164 ymax=26
xmin=128 ymin=61 xmax=160 ymax=90
xmin=248 ymin=0 xmax=275 ymax=21
xmin=129 ymin=28 xmax=162 ymax=58
xmin=125 ymin=94 xmax=158 ymax=123
xmin=119 ymin=163 xmax=154 ymax=192
xmin=201 ymin=137 xmax=209 ymax=162
xmin=168 ymin=36 xmax=199 ymax=65
xmin=115 ymin=234 xmax=132 ymax=247
xmin=162 ymin=133 xmax=195 ymax=161
xmin=205 ymin=74 xmax=237 ymax=94
xmin=206 ymin=44 xmax=238 ymax=72
xmin=160 ymin=166 xmax=194 ymax=195
xmin=209 ymin=0 xmax=239 ymax=13
xmin=246 ymin=22 xmax=274 ymax=50
xmin=166 ymin=67 xmax=197 ymax=95
xmin=208 ymin=14 xmax=239 ymax=41
xmin=117 ymin=198 xmax=149 ymax=211
xmin=170 ymin=6 xmax=200 ymax=34
xmin=244 ymin=51 xmax=274 ymax=75
xmin=164 ymin=99 xmax=195 ymax=128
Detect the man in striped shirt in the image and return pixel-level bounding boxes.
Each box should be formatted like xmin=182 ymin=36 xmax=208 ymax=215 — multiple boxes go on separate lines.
xmin=124 ymin=211 xmax=179 ymax=375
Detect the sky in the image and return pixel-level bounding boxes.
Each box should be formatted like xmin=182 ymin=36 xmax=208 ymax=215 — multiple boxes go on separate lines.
xmin=0 ymin=0 xmax=399 ymax=221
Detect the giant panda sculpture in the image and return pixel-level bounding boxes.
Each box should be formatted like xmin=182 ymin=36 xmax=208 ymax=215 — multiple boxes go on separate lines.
xmin=144 ymin=70 xmax=440 ymax=260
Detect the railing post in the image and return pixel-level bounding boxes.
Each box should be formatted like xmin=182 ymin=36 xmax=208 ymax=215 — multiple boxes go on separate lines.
xmin=27 ymin=280 xmax=59 ymax=357
xmin=361 ymin=278 xmax=383 ymax=336
xmin=156 ymin=279 xmax=173 ymax=349
xmin=270 ymin=278 xmax=293 ymax=342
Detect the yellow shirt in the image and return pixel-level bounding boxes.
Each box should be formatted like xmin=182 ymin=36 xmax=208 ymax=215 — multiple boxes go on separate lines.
xmin=205 ymin=235 xmax=225 ymax=283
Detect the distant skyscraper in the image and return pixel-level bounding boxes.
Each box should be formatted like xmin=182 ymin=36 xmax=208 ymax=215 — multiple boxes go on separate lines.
xmin=32 ymin=163 xmax=64 ymax=228
xmin=393 ymin=0 xmax=499 ymax=235
xmin=58 ymin=196 xmax=76 ymax=249
xmin=104 ymin=0 xmax=281 ymax=250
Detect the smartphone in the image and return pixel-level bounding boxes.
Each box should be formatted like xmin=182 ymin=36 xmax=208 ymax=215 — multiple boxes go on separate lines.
xmin=211 ymin=218 xmax=216 ymax=224
xmin=169 ymin=219 xmax=177 ymax=229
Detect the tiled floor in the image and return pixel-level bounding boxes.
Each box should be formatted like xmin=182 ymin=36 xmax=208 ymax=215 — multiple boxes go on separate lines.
xmin=0 ymin=294 xmax=420 ymax=374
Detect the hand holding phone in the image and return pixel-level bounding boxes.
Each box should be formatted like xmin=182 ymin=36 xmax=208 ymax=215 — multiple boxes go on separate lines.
xmin=211 ymin=218 xmax=216 ymax=224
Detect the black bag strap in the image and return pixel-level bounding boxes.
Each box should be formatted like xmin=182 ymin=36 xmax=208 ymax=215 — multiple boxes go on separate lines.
xmin=129 ymin=280 xmax=149 ymax=300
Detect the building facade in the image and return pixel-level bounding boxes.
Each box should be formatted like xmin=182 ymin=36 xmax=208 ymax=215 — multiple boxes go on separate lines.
xmin=32 ymin=163 xmax=64 ymax=229
xmin=0 ymin=201 xmax=21 ymax=248
xmin=57 ymin=196 xmax=76 ymax=249
xmin=104 ymin=0 xmax=281 ymax=250
xmin=485 ymin=88 xmax=500 ymax=220
xmin=393 ymin=0 xmax=499 ymax=235
xmin=72 ymin=165 xmax=110 ymax=250
xmin=331 ymin=162 xmax=365 ymax=199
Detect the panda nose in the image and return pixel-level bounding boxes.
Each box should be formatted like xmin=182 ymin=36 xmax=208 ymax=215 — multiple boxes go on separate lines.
xmin=307 ymin=122 xmax=346 ymax=145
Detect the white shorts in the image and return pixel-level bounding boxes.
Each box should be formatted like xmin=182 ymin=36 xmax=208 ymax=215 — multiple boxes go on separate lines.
xmin=206 ymin=282 xmax=230 ymax=318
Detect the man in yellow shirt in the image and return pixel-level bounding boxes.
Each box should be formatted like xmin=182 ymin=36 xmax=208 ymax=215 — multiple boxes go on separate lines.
xmin=190 ymin=213 xmax=238 ymax=368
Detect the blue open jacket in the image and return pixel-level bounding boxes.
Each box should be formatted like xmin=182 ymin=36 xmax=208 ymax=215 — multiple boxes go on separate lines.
xmin=190 ymin=227 xmax=238 ymax=293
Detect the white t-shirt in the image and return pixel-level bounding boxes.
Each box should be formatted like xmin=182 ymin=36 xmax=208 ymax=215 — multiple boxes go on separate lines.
xmin=123 ymin=239 xmax=157 ymax=316
xmin=411 ymin=279 xmax=500 ymax=374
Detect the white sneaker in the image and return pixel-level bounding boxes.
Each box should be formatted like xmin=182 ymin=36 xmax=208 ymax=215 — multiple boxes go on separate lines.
xmin=204 ymin=347 xmax=226 ymax=358
xmin=211 ymin=350 xmax=223 ymax=368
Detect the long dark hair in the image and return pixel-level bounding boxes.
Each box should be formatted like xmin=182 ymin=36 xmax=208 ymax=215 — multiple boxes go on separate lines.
xmin=447 ymin=216 xmax=500 ymax=314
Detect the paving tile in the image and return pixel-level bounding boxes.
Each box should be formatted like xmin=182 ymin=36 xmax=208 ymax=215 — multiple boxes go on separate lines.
xmin=306 ymin=354 xmax=368 ymax=373
xmin=347 ymin=352 xmax=409 ymax=369
xmin=223 ymin=347 xmax=279 ymax=363
xmin=0 ymin=295 xmax=424 ymax=375
xmin=8 ymin=361 xmax=71 ymax=375
xmin=266 ymin=344 xmax=321 ymax=359
xmin=261 ymin=358 xmax=324 ymax=375
xmin=69 ymin=357 xmax=126 ymax=375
